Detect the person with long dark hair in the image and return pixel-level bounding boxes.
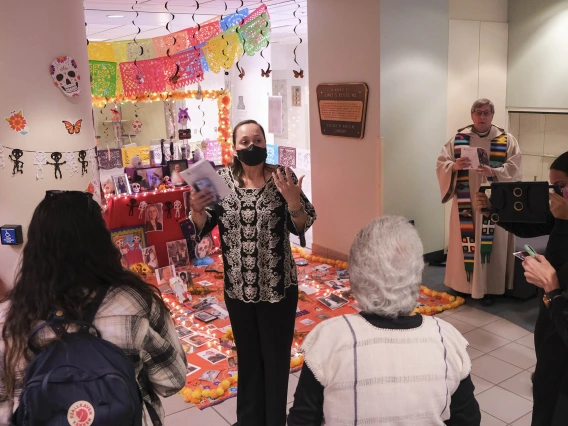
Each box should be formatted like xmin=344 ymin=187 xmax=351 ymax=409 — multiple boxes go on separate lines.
xmin=190 ymin=120 xmax=317 ymax=426
xmin=0 ymin=191 xmax=187 ymax=424
xmin=474 ymin=151 xmax=568 ymax=425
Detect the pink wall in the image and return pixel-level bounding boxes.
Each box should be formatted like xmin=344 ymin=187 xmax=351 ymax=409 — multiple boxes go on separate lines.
xmin=307 ymin=0 xmax=382 ymax=258
xmin=0 ymin=0 xmax=96 ymax=290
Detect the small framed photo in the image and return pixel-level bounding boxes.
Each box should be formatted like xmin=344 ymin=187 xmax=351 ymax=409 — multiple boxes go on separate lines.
xmin=199 ymin=370 xmax=220 ymax=382
xmin=194 ymin=311 xmax=217 ymax=323
xmin=228 ymin=356 xmax=238 ymax=369
xmin=183 ymin=333 xmax=212 ymax=348
xmin=167 ymin=160 xmax=189 ymax=187
xmin=145 ymin=203 xmax=164 ymax=233
xmin=155 ymin=265 xmax=176 ymax=285
xmin=166 ymin=239 xmax=190 ymax=268
xmin=136 ymin=166 xmax=164 ymax=191
xmin=113 ymin=174 xmax=131 ymax=195
xmin=186 ymin=363 xmax=201 ymax=376
xmin=317 ymin=293 xmax=349 ymax=310
xmin=142 ymin=246 xmax=159 ymax=270
xmin=197 ymin=349 xmax=228 ymax=365
xmin=175 ymin=325 xmax=194 ymax=339
xmin=325 ymin=280 xmax=348 ymax=292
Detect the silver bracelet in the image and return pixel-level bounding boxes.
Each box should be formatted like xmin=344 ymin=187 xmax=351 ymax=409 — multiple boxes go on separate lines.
xmin=288 ymin=203 xmax=306 ymax=218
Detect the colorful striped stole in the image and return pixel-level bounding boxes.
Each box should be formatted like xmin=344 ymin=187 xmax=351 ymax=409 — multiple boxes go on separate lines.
xmin=453 ymin=131 xmax=507 ymax=281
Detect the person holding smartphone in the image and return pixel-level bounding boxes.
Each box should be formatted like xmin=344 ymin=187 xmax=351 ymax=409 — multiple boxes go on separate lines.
xmin=474 ymin=151 xmax=568 ymax=426
xmin=190 ymin=120 xmax=316 ymax=426
xmin=522 ymin=254 xmax=568 ymax=426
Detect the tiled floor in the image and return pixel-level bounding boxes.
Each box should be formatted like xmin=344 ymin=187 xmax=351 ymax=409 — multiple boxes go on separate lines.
xmin=161 ymin=305 xmax=536 ymax=425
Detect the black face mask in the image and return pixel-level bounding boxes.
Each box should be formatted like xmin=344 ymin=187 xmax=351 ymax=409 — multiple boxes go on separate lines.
xmin=236 ymin=144 xmax=267 ymax=167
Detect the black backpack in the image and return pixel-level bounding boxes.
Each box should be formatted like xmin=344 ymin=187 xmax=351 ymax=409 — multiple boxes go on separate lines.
xmin=10 ymin=289 xmax=161 ymax=426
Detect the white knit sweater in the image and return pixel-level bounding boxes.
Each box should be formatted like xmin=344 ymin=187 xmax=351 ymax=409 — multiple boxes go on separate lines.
xmin=302 ymin=314 xmax=471 ymax=425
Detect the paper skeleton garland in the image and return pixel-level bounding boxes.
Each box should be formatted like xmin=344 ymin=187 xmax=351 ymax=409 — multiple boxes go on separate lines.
xmin=9 ymin=149 xmax=24 ymax=175
xmin=127 ymin=198 xmax=138 ymax=216
xmin=33 ymin=152 xmax=47 ymax=180
xmin=173 ymin=200 xmax=182 ymax=218
xmin=50 ymin=56 xmax=81 ymax=98
xmin=78 ymin=150 xmax=89 ymax=175
xmin=46 ymin=152 xmax=66 ymax=179
xmin=164 ymin=201 xmax=173 ymax=219
xmin=0 ymin=145 xmax=5 ymax=169
xmin=64 ymin=152 xmax=78 ymax=175
xmin=138 ymin=201 xmax=148 ymax=219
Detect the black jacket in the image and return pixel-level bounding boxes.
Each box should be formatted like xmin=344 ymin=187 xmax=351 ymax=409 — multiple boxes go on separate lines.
xmin=496 ymin=214 xmax=568 ymax=277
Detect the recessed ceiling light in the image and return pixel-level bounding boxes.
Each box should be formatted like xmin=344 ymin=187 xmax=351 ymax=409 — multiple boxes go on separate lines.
xmin=107 ymin=15 xmax=124 ymax=18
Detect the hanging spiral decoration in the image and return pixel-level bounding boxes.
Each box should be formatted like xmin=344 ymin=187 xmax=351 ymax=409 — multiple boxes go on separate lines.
xmin=260 ymin=10 xmax=271 ymax=77
xmin=132 ymin=1 xmax=144 ymax=81
xmin=192 ymin=1 xmax=203 ymax=79
xmin=292 ymin=0 xmax=304 ymax=78
xmin=235 ymin=0 xmax=246 ymax=79
xmin=220 ymin=1 xmax=231 ymax=72
xmin=165 ymin=1 xmax=180 ymax=85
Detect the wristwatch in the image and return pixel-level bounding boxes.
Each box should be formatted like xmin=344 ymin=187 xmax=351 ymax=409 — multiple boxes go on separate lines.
xmin=543 ymin=289 xmax=563 ymax=308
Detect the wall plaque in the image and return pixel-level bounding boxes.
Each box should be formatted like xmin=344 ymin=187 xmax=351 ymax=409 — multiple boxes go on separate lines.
xmin=316 ymin=83 xmax=369 ymax=139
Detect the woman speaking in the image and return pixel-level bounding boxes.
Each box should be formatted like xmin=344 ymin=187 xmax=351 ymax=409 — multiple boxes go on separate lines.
xmin=190 ymin=120 xmax=316 ymax=426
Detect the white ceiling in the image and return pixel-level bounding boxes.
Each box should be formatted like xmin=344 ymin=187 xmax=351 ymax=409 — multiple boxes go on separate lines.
xmin=84 ymin=0 xmax=307 ymax=44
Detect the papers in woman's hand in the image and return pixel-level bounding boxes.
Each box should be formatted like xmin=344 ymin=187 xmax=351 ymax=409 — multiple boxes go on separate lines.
xmin=179 ymin=159 xmax=230 ymax=202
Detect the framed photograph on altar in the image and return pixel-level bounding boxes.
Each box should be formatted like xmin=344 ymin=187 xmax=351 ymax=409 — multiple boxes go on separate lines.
xmin=166 ymin=239 xmax=191 ymax=268
xmin=110 ymin=226 xmax=146 ymax=267
xmin=135 ymin=166 xmax=165 ymax=191
xmin=112 ymin=174 xmax=131 ymax=195
xmin=167 ymin=160 xmax=189 ymax=187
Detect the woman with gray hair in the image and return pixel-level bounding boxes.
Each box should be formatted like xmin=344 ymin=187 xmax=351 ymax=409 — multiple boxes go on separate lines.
xmin=288 ymin=216 xmax=480 ymax=426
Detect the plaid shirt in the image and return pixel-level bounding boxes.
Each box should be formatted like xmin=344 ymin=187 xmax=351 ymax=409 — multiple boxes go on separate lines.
xmin=0 ymin=286 xmax=187 ymax=426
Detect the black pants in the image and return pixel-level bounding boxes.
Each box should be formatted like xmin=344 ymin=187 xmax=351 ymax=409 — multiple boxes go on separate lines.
xmin=532 ymin=298 xmax=568 ymax=426
xmin=225 ymin=285 xmax=298 ymax=426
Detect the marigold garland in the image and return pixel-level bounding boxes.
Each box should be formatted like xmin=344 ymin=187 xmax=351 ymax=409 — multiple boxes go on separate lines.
xmin=179 ymin=247 xmax=465 ymax=406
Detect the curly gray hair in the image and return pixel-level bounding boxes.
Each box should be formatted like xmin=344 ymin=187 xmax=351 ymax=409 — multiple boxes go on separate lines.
xmin=348 ymin=216 xmax=424 ymax=318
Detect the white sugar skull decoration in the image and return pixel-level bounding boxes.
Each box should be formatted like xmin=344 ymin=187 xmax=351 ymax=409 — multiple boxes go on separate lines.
xmin=131 ymin=183 xmax=141 ymax=194
xmin=131 ymin=119 xmax=143 ymax=134
xmin=50 ymin=56 xmax=81 ymax=97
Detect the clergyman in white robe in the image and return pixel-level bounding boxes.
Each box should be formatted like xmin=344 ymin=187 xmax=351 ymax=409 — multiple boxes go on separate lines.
xmin=437 ymin=124 xmax=522 ymax=298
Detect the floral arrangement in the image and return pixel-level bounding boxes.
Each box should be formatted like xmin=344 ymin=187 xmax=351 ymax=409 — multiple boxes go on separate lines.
xmin=130 ymin=263 xmax=152 ymax=277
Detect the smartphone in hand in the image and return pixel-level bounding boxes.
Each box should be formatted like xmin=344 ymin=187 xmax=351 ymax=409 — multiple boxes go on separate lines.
xmin=524 ymin=244 xmax=537 ymax=259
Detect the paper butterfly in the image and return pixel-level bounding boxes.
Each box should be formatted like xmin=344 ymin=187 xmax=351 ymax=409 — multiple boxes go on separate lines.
xmin=62 ymin=119 xmax=82 ymax=135
xmin=261 ymin=67 xmax=272 ymax=78
xmin=238 ymin=68 xmax=245 ymax=80
xmin=293 ymin=69 xmax=304 ymax=79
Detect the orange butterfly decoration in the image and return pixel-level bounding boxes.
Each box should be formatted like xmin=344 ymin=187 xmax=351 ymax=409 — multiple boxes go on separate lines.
xmin=62 ymin=119 xmax=82 ymax=135
xmin=239 ymin=68 xmax=245 ymax=80
xmin=261 ymin=67 xmax=272 ymax=78
xmin=293 ymin=69 xmax=304 ymax=79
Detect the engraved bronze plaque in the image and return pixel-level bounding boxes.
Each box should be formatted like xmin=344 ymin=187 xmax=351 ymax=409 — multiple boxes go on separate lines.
xmin=316 ymin=83 xmax=369 ymax=139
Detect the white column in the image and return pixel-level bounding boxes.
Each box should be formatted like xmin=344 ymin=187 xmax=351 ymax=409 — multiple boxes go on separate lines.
xmin=308 ymin=0 xmax=382 ymax=259
xmin=0 ymin=0 xmax=96 ymax=289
